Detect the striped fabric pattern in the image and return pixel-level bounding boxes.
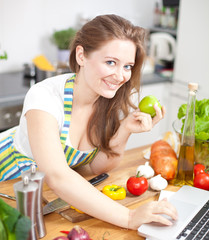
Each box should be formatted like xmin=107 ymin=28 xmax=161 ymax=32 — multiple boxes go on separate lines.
xmin=0 ymin=131 xmax=36 ymax=181
xmin=60 ymin=74 xmax=98 ymax=168
xmin=0 ymin=74 xmax=98 ymax=181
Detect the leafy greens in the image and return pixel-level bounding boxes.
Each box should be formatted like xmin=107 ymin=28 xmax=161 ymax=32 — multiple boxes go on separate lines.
xmin=177 ymin=98 xmax=209 ymax=141
xmin=0 ymin=198 xmax=31 ymax=240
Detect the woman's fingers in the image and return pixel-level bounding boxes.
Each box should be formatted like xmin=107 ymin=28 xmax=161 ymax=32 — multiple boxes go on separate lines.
xmin=149 ymin=214 xmax=173 ymax=226
xmin=152 ymin=104 xmax=166 ymax=126
xmin=152 ymin=199 xmax=178 ymax=221
xmin=132 ymin=111 xmax=153 ymax=132
xmin=129 ymin=199 xmax=178 ymax=230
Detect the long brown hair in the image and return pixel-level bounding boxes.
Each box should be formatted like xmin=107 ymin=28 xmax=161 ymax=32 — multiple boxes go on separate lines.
xmin=69 ymin=14 xmax=146 ymax=156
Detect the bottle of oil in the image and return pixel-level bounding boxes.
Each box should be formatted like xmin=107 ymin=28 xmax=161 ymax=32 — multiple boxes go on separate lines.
xmin=173 ymin=82 xmax=198 ymax=186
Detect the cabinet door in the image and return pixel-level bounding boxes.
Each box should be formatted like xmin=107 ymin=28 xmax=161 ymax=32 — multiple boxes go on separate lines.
xmin=126 ymin=81 xmax=171 ymax=149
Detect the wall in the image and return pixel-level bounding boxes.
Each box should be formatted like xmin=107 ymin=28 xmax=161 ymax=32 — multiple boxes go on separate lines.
xmin=0 ymin=0 xmax=159 ymax=73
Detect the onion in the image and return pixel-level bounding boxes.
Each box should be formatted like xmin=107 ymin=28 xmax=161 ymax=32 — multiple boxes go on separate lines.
xmin=68 ymin=225 xmax=90 ymax=240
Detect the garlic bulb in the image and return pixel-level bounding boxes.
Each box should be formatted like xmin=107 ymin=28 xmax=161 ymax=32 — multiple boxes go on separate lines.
xmin=136 ymin=161 xmax=155 ymax=179
xmin=149 ymin=174 xmax=168 ymax=191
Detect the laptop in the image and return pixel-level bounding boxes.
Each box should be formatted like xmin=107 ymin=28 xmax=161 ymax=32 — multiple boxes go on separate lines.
xmin=138 ymin=185 xmax=209 ymax=240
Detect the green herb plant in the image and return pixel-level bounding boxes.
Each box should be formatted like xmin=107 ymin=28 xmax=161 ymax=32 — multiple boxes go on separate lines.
xmin=0 ymin=199 xmax=31 ymax=240
xmin=0 ymin=51 xmax=7 ymax=60
xmin=52 ymin=28 xmax=77 ymax=50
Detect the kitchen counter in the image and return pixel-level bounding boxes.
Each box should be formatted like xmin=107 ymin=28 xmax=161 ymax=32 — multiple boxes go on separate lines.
xmin=0 ymin=145 xmax=180 ymax=240
xmin=141 ymin=73 xmax=172 ymax=85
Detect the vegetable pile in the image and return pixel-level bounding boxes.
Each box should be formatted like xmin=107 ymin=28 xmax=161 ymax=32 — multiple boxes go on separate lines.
xmin=126 ymin=161 xmax=168 ymax=195
xmin=0 ymin=198 xmax=31 ymax=240
xmin=193 ymin=164 xmax=209 ymax=190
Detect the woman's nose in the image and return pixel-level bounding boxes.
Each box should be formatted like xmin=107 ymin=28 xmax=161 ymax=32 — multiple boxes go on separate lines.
xmin=114 ymin=68 xmax=124 ymax=82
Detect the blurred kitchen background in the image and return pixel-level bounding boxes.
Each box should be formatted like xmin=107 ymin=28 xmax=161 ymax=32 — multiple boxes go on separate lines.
xmin=0 ymin=0 xmax=208 ymax=149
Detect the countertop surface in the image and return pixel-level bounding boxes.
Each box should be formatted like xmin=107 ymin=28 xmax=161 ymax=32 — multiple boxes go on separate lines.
xmin=0 ymin=145 xmax=180 ymax=240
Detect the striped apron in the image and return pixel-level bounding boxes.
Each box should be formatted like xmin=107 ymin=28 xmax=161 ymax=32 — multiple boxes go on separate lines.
xmin=0 ymin=74 xmax=98 ymax=181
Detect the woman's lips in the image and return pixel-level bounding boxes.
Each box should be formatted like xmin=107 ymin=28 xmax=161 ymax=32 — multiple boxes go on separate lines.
xmin=103 ymin=79 xmax=120 ymax=90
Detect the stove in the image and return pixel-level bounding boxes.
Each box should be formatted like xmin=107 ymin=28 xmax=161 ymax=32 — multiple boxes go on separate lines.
xmin=0 ymin=71 xmax=32 ymax=131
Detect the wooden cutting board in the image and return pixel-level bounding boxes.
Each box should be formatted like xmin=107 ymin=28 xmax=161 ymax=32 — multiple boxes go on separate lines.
xmin=43 ymin=157 xmax=160 ymax=223
xmin=43 ymin=187 xmax=159 ymax=223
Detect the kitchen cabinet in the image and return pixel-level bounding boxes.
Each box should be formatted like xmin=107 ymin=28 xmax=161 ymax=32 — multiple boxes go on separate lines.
xmin=126 ymin=80 xmax=172 ymax=149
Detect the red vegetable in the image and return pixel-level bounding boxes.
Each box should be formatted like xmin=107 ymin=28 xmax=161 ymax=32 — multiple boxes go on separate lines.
xmin=68 ymin=225 xmax=90 ymax=240
xmin=194 ymin=164 xmax=205 ymax=176
xmin=150 ymin=140 xmax=178 ymax=180
xmin=126 ymin=172 xmax=148 ymax=196
xmin=60 ymin=230 xmax=70 ymax=234
xmin=194 ymin=170 xmax=209 ymax=191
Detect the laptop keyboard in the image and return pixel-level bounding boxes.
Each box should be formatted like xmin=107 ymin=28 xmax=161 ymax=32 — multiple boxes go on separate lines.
xmin=177 ymin=200 xmax=209 ymax=240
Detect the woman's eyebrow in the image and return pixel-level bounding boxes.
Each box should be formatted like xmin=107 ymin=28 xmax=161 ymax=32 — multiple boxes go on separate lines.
xmin=105 ymin=56 xmax=135 ymax=65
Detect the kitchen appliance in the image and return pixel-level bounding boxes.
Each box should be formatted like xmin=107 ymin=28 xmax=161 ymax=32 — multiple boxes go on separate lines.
xmin=149 ymin=32 xmax=176 ymax=63
xmin=0 ymin=71 xmax=32 ymax=132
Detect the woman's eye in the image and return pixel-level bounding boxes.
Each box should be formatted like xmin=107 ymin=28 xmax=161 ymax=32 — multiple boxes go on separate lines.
xmin=124 ymin=65 xmax=133 ymax=70
xmin=106 ymin=60 xmax=115 ymax=66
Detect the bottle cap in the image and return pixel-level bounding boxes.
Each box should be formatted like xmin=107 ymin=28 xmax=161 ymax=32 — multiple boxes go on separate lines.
xmin=188 ymin=82 xmax=198 ymax=91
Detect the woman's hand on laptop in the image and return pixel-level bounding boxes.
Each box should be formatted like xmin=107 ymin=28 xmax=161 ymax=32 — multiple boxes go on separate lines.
xmin=128 ymin=198 xmax=178 ymax=230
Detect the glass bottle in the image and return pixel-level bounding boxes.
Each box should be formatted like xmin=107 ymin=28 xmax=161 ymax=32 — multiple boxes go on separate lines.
xmin=173 ymin=82 xmax=198 ymax=186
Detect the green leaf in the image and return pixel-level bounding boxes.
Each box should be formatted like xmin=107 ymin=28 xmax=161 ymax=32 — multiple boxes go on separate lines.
xmin=177 ymin=98 xmax=209 ymax=141
xmin=177 ymin=103 xmax=187 ymax=119
xmin=15 ymin=216 xmax=31 ymax=240
xmin=0 ymin=219 xmax=7 ymax=240
xmin=195 ymin=132 xmax=209 ymax=141
xmin=0 ymin=199 xmax=20 ymax=232
xmin=0 ymin=199 xmax=31 ymax=240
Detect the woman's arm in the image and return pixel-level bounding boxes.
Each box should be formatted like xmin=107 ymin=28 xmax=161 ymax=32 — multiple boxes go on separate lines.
xmin=26 ymin=109 xmax=130 ymax=228
xmin=90 ymin=105 xmax=165 ymax=174
xmin=26 ymin=109 xmax=177 ymax=230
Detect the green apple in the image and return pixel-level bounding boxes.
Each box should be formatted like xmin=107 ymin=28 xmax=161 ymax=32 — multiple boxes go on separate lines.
xmin=138 ymin=95 xmax=162 ymax=117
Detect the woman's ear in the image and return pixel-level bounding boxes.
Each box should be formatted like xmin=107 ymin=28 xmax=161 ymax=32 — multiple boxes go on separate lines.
xmin=75 ymin=45 xmax=84 ymax=67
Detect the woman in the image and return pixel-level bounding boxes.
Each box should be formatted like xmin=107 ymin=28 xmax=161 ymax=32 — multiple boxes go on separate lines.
xmin=0 ymin=14 xmax=177 ymax=229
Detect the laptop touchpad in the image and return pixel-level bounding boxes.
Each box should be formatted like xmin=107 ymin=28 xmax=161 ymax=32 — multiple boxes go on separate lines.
xmin=169 ymin=199 xmax=197 ymax=221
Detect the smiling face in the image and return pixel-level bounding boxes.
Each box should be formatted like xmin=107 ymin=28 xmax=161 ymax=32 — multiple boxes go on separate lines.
xmin=76 ymin=39 xmax=136 ymax=99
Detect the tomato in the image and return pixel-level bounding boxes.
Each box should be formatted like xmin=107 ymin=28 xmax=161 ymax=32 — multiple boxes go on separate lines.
xmin=126 ymin=172 xmax=149 ymax=196
xmin=194 ymin=164 xmax=205 ymax=176
xmin=138 ymin=95 xmax=162 ymax=117
xmin=193 ymin=171 xmax=209 ymax=190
